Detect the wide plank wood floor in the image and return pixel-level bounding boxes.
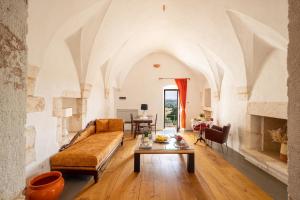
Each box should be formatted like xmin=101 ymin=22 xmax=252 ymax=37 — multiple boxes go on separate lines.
xmin=76 ymin=132 xmax=271 ymax=200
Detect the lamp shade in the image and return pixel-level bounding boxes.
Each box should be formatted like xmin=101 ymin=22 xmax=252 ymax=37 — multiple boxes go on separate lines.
xmin=141 ymin=104 xmax=148 ymax=111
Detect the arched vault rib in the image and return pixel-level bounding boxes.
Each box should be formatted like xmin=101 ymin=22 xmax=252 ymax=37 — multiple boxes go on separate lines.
xmin=44 ymin=0 xmax=112 ymax=86
xmin=227 ymin=10 xmax=288 ymax=98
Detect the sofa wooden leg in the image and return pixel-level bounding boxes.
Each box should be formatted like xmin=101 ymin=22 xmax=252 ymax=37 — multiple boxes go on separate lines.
xmin=121 ymin=138 xmax=124 ymax=146
xmin=94 ymin=173 xmax=99 ymax=183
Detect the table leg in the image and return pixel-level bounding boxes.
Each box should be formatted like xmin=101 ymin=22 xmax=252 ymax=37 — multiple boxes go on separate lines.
xmin=134 ymin=153 xmax=140 ymax=172
xmin=187 ymin=153 xmax=195 ymax=173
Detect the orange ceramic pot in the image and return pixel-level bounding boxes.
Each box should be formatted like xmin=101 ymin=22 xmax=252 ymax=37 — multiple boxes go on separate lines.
xmin=26 ymin=171 xmax=64 ymax=200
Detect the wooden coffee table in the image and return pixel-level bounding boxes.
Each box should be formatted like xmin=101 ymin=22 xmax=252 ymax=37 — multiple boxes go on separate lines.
xmin=134 ymin=135 xmax=195 ymax=173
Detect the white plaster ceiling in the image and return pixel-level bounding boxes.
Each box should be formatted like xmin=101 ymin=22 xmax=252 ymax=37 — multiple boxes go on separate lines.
xmin=28 ymin=0 xmax=288 ymax=94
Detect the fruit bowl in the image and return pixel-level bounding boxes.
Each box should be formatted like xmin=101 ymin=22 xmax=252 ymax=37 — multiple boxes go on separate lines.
xmin=154 ymin=135 xmax=169 ymax=143
xmin=175 ymin=135 xmax=183 ymax=142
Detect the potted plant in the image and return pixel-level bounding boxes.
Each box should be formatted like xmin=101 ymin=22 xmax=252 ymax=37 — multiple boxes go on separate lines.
xmin=143 ymin=130 xmax=151 ymax=143
xmin=268 ymin=128 xmax=288 ymax=162
xmin=198 ymin=113 xmax=206 ymax=121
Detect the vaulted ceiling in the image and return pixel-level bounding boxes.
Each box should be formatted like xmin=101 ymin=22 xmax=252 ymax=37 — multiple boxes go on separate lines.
xmin=27 ymin=0 xmax=288 ymax=96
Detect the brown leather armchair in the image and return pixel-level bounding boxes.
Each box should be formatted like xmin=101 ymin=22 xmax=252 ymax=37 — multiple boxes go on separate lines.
xmin=205 ymin=124 xmax=231 ymax=152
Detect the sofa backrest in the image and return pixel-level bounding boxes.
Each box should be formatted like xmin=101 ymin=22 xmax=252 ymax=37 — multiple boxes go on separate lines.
xmin=96 ymin=119 xmax=124 ymax=133
xmin=59 ymin=119 xmax=124 ymax=151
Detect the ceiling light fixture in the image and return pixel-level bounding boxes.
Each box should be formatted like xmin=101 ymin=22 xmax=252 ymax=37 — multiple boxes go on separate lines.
xmin=153 ymin=64 xmax=160 ymax=68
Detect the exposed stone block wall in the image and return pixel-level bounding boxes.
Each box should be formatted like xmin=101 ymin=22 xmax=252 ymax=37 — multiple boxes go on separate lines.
xmin=288 ymin=1 xmax=300 ymax=200
xmin=0 ymin=0 xmax=27 ymax=199
xmin=25 ymin=65 xmax=44 ymax=166
xmin=26 ymin=65 xmax=45 ymax=113
xmin=53 ymin=94 xmax=89 ymax=146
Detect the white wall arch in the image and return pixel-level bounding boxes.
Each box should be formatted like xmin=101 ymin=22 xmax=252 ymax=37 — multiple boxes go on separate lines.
xmin=28 ymin=0 xmax=107 ymax=67
xmin=227 ymin=9 xmax=288 ymax=98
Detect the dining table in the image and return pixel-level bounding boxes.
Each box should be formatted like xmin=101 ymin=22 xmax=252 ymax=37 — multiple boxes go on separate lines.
xmin=133 ymin=118 xmax=153 ymax=138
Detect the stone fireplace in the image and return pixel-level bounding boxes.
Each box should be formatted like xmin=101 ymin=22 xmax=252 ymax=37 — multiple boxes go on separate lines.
xmin=249 ymin=115 xmax=286 ymax=159
xmin=241 ymin=102 xmax=288 ymax=184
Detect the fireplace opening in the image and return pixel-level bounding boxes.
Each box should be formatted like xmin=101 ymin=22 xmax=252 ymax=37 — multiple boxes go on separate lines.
xmin=250 ymin=115 xmax=287 ymax=162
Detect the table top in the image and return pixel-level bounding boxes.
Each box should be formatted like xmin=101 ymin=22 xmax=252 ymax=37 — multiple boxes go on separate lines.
xmin=134 ymin=135 xmax=194 ymax=154
xmin=133 ymin=118 xmax=152 ymax=123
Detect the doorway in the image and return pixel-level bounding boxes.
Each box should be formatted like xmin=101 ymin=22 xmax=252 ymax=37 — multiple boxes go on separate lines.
xmin=164 ymin=89 xmax=180 ymax=130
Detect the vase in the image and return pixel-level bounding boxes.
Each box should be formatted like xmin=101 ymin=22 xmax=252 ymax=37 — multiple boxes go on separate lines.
xmin=143 ymin=136 xmax=150 ymax=144
xmin=280 ymin=143 xmax=288 ymax=163
xmin=26 ymin=171 xmax=64 ymax=200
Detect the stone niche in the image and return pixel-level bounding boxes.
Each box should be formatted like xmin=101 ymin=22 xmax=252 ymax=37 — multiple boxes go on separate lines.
xmin=53 ymin=96 xmax=87 ymax=146
xmin=241 ymin=102 xmax=288 ymax=184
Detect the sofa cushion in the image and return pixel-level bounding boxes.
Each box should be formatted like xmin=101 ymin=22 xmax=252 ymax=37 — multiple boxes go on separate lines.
xmin=96 ymin=119 xmax=109 ymax=132
xmin=73 ymin=125 xmax=95 ymax=144
xmin=108 ymin=119 xmax=124 ymax=132
xmin=50 ymin=131 xmax=123 ymax=168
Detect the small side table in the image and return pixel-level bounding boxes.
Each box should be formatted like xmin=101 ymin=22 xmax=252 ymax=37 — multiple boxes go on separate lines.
xmin=194 ymin=123 xmax=209 ymax=144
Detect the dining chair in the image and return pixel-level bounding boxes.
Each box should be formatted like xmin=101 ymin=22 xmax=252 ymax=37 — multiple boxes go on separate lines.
xmin=130 ymin=113 xmax=137 ymax=135
xmin=150 ymin=114 xmax=157 ymax=134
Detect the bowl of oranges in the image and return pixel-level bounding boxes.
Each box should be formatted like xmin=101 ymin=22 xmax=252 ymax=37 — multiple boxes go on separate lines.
xmin=154 ymin=135 xmax=169 ymax=143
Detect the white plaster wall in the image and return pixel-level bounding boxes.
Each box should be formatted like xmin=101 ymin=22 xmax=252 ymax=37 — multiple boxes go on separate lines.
xmin=250 ymin=50 xmax=288 ymax=102
xmin=26 ymin=39 xmax=107 ymax=176
xmin=218 ymin=76 xmax=248 ymax=152
xmin=26 ymin=40 xmax=81 ymax=176
xmin=114 ymin=53 xmax=207 ymax=130
xmin=86 ymin=68 xmax=106 ymax=123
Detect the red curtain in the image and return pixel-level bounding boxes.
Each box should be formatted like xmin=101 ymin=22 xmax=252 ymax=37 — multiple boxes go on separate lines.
xmin=175 ymin=79 xmax=187 ymax=129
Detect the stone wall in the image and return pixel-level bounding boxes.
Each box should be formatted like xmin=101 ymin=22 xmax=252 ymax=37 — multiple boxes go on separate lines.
xmin=0 ymin=0 xmax=27 ymax=199
xmin=288 ymin=1 xmax=300 ymax=200
xmin=26 ymin=65 xmax=45 ymax=166
xmin=52 ymin=88 xmax=90 ymax=147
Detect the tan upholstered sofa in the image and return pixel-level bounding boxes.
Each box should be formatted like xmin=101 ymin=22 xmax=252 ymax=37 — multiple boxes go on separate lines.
xmin=50 ymin=119 xmax=124 ymax=182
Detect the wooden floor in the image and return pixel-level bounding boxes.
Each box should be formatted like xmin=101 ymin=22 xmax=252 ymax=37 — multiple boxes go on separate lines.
xmin=76 ymin=132 xmax=271 ymax=200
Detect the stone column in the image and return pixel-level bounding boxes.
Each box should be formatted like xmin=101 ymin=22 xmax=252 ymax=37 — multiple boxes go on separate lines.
xmin=0 ymin=0 xmax=28 ymax=199
xmin=288 ymin=1 xmax=300 ymax=200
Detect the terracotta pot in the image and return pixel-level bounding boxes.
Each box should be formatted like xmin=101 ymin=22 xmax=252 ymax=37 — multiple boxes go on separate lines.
xmin=26 ymin=171 xmax=64 ymax=200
